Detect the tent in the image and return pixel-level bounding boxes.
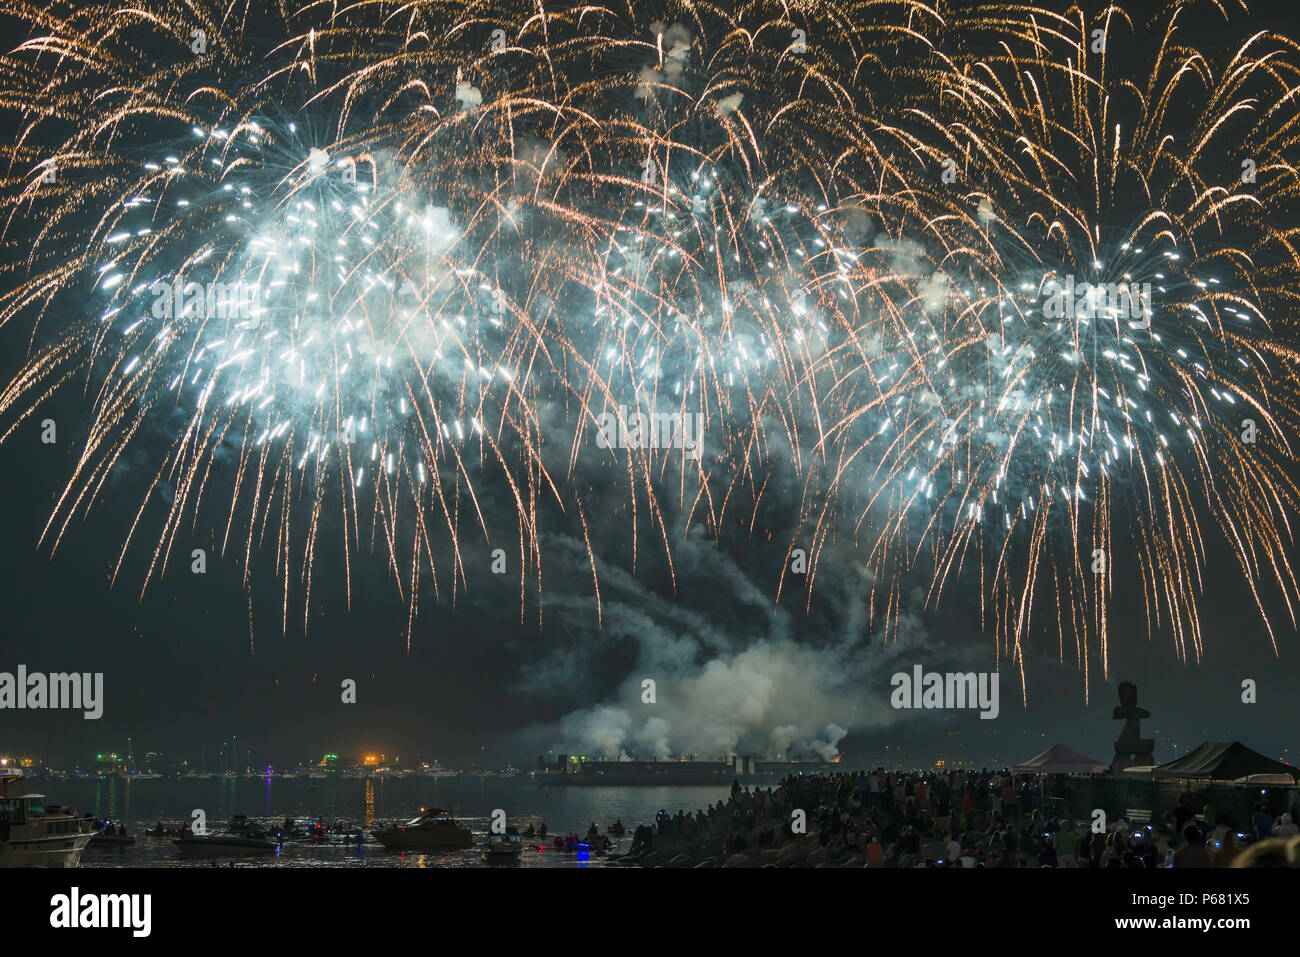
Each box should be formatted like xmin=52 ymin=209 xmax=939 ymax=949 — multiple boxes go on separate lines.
xmin=1152 ymin=741 xmax=1299 ymax=782
xmin=1232 ymin=774 xmax=1295 ymax=787
xmin=1012 ymin=742 xmax=1109 ymax=775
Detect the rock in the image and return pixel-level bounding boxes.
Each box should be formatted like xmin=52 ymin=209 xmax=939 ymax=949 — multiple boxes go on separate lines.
xmin=666 ymin=854 xmax=694 ymax=868
xmin=722 ymin=853 xmax=760 ymax=868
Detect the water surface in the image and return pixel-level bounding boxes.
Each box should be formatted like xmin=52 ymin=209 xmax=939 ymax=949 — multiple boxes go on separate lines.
xmin=48 ymin=775 xmax=732 ymax=867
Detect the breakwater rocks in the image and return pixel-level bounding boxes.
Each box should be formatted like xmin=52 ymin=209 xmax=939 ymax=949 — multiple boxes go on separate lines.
xmin=613 ymin=834 xmax=868 ymax=869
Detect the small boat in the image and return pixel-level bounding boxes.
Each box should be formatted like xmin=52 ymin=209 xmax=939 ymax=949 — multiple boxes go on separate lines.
xmin=482 ymin=829 xmax=523 ymax=863
xmin=88 ymin=825 xmax=136 ymax=849
xmin=173 ymin=834 xmax=279 ymax=856
xmin=0 ymin=773 xmax=97 ymax=867
xmin=293 ymin=820 xmax=367 ymax=844
xmin=373 ymin=808 xmax=472 ymax=851
xmin=174 ymin=815 xmax=280 ymax=856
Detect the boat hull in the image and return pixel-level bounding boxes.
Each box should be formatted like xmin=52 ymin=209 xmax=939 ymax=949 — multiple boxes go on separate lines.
xmin=87 ymin=835 xmax=136 ymax=849
xmin=0 ymin=833 xmax=94 ymax=867
xmin=174 ymin=837 xmax=279 ymax=857
xmin=373 ymin=828 xmax=472 ymax=850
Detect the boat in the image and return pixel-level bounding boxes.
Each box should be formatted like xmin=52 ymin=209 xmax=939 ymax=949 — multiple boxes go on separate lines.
xmin=87 ymin=826 xmax=136 ymax=849
xmin=292 ymin=820 xmax=368 ymax=845
xmin=422 ymin=766 xmax=460 ymax=778
xmin=0 ymin=772 xmax=97 ymax=867
xmin=173 ymin=834 xmax=279 ymax=856
xmin=482 ymin=829 xmax=524 ymax=863
xmin=174 ymin=817 xmax=279 ymax=856
xmin=372 ymin=808 xmax=472 ymax=850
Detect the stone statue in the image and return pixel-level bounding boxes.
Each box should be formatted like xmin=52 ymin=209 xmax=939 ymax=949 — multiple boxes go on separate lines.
xmin=1111 ymin=681 xmax=1155 ymax=775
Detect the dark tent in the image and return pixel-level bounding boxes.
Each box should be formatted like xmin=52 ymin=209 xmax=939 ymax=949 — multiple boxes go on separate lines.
xmin=1012 ymin=742 xmax=1109 ymax=775
xmin=1152 ymin=741 xmax=1299 ymax=782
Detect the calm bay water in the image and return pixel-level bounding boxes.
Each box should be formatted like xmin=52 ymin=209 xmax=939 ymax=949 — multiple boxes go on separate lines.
xmin=49 ymin=775 xmax=732 ymax=868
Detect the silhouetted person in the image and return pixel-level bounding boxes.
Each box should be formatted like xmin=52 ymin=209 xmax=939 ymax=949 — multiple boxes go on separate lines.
xmin=1172 ymin=825 xmax=1210 ymax=867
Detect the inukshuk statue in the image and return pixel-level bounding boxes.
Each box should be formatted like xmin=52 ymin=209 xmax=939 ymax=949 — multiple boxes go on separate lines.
xmin=1111 ymin=681 xmax=1155 ymax=775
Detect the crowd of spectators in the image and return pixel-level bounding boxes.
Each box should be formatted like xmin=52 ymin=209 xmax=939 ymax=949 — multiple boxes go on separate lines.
xmin=626 ymin=769 xmax=1300 ymax=867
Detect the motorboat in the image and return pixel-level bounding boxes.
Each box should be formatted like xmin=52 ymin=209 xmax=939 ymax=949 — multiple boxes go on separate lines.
xmin=173 ymin=833 xmax=279 ymax=856
xmin=87 ymin=824 xmax=136 ymax=849
xmin=482 ymin=829 xmax=523 ymax=863
xmin=173 ymin=815 xmax=281 ymax=857
xmin=373 ymin=808 xmax=472 ymax=850
xmin=422 ymin=766 xmax=460 ymax=778
xmin=0 ymin=772 xmax=97 ymax=867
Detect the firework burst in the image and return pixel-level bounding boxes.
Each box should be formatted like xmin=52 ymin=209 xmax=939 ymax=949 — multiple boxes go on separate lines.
xmin=1 ymin=0 xmax=1298 ymax=700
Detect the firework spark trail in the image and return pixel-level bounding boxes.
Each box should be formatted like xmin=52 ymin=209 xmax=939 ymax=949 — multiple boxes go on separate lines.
xmin=0 ymin=1 xmax=1297 ymax=699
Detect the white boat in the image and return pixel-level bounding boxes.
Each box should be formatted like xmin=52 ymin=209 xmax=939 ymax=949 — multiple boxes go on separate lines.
xmin=422 ymin=766 xmax=460 ymax=778
xmin=0 ymin=773 xmax=97 ymax=867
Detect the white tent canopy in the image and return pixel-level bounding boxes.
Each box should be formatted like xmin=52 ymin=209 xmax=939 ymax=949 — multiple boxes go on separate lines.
xmin=1012 ymin=742 xmax=1109 ymax=775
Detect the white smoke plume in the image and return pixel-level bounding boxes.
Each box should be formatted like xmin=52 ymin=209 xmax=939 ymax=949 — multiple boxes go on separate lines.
xmin=527 ymin=521 xmax=949 ymax=762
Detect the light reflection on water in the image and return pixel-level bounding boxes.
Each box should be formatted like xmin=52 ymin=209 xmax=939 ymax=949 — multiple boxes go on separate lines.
xmin=52 ymin=776 xmax=731 ymax=868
